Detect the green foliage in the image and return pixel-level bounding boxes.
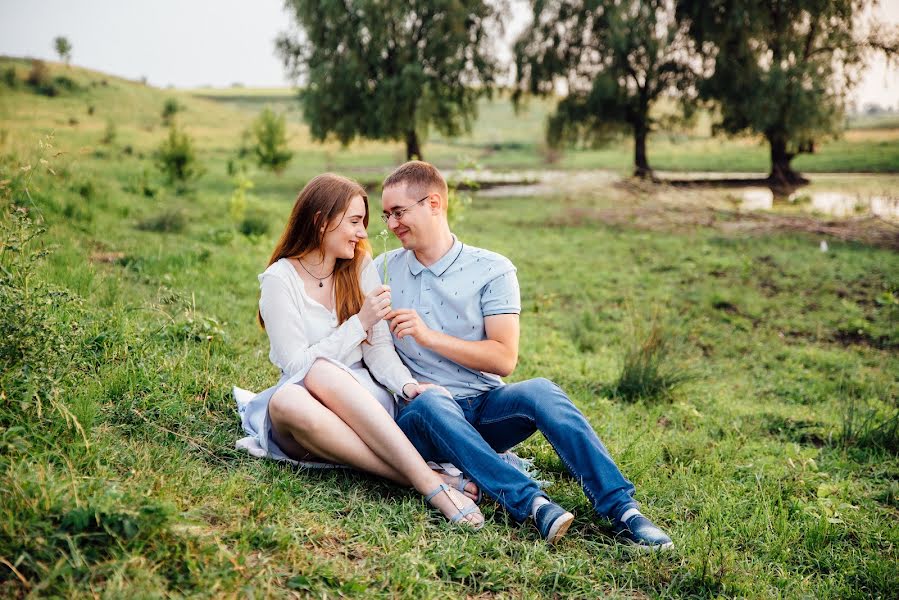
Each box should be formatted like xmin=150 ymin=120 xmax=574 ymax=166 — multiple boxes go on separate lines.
xmin=162 ymin=97 xmax=182 ymax=124
xmin=250 ymin=108 xmax=293 ymax=173
xmin=276 ymin=0 xmax=504 ymax=159
xmin=605 ymin=321 xmax=695 ymax=402
xmin=26 ymin=59 xmax=52 ymax=94
xmin=228 ymin=173 xmax=252 ymax=224
xmin=23 ymin=58 xmax=81 ymax=97
xmin=676 ymin=0 xmax=898 ymax=181
xmin=154 ymin=124 xmax=203 ymax=190
xmin=0 ymin=206 xmax=86 ymax=435
xmin=54 ymin=36 xmax=73 ymax=65
xmin=516 ymin=0 xmax=695 ymax=177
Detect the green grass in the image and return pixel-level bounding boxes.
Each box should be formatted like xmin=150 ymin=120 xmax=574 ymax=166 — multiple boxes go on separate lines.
xmin=1 ymin=58 xmax=898 ymax=598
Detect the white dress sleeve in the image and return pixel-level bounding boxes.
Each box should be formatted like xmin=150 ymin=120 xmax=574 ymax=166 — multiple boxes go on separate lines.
xmin=359 ymin=262 xmax=417 ymax=395
xmin=259 ymin=272 xmax=367 ymax=381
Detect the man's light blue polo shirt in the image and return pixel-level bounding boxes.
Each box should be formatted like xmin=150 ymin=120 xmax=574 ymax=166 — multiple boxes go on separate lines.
xmin=372 ymin=236 xmax=521 ymax=398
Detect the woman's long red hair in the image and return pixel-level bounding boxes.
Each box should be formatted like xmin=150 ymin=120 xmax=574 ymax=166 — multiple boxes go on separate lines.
xmin=258 ymin=173 xmax=371 ymax=328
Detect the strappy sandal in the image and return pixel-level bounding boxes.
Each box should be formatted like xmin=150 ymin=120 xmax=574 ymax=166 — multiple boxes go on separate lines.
xmin=444 ymin=472 xmax=482 ymax=503
xmin=425 ymin=483 xmax=484 ymax=529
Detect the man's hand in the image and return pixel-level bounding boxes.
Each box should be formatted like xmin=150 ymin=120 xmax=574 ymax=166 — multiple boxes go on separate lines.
xmin=387 ymin=309 xmax=435 ymax=346
xmin=402 ymin=382 xmax=451 ymax=400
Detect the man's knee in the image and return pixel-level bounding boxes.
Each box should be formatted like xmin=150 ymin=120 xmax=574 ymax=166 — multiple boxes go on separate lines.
xmin=517 ymin=377 xmax=579 ymax=418
xmin=399 ymin=389 xmax=462 ymax=426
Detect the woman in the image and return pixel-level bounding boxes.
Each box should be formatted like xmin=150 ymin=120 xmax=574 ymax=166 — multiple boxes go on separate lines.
xmin=240 ymin=173 xmax=482 ymax=528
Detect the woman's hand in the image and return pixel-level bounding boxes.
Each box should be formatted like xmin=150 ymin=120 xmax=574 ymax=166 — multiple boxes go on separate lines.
xmin=402 ymin=382 xmax=452 ymax=400
xmin=358 ymin=285 xmax=392 ymax=331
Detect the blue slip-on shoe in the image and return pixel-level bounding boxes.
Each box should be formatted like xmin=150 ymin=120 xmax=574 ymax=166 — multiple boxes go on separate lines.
xmin=613 ymin=514 xmax=674 ymax=551
xmin=534 ymin=501 xmax=574 ymax=545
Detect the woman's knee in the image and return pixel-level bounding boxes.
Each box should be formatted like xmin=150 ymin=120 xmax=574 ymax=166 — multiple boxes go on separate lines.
xmin=269 ymin=385 xmax=321 ymax=434
xmin=304 ymin=359 xmax=343 ymax=395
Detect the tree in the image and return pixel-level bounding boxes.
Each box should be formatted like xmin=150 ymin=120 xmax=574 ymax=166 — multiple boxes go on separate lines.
xmin=276 ymin=0 xmax=505 ymax=160
xmin=251 ymin=108 xmax=293 ymax=173
xmin=53 ymin=37 xmax=72 ymax=66
xmin=676 ymin=0 xmax=898 ymax=187
xmin=515 ymin=0 xmax=695 ymax=178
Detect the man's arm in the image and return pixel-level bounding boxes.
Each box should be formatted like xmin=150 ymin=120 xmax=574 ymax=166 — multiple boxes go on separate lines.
xmin=386 ymin=311 xmax=520 ymax=377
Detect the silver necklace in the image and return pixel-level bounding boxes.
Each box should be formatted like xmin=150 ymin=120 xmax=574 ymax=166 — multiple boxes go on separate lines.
xmin=296 ymin=257 xmax=333 ymax=287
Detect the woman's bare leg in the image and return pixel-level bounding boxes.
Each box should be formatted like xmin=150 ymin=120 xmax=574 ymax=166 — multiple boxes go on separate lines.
xmin=269 ymin=376 xmax=481 ymax=526
xmin=302 ymin=360 xmax=482 ymax=526
xmin=269 ymin=384 xmax=409 ymax=484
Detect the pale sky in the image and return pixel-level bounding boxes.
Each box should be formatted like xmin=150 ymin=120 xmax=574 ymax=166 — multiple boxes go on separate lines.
xmin=1 ymin=0 xmax=897 ymax=110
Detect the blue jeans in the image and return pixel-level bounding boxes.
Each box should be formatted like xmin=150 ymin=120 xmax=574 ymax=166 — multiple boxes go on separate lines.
xmin=396 ymin=377 xmax=638 ymax=523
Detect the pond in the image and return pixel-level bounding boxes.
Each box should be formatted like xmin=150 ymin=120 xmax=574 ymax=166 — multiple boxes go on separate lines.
xmin=449 ymin=169 xmax=899 ymax=221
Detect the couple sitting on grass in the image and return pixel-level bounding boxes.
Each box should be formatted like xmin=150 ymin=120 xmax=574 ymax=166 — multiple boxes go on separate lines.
xmin=237 ymin=161 xmax=672 ymax=549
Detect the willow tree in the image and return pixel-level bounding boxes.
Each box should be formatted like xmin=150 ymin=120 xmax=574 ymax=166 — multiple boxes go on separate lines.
xmin=677 ymin=0 xmax=898 ymax=186
xmin=514 ymin=0 xmax=695 ymax=178
xmin=277 ymin=0 xmax=504 ymax=160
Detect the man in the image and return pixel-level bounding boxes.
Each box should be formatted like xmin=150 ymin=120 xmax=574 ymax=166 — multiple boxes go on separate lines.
xmin=374 ymin=161 xmax=672 ymax=549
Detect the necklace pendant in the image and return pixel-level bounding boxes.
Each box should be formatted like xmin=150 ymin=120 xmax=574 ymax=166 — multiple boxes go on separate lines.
xmin=319 ymin=281 xmax=324 ymax=287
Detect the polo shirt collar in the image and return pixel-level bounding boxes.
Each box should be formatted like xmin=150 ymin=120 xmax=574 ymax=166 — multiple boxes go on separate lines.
xmin=406 ymin=235 xmax=462 ymax=277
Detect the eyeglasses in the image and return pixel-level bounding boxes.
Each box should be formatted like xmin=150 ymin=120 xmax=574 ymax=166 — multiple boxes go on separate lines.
xmin=380 ymin=195 xmax=430 ymax=223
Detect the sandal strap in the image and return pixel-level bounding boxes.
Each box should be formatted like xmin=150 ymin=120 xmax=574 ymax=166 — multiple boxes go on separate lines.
xmin=424 ymin=483 xmax=451 ymax=503
xmin=449 ymin=503 xmax=480 ymax=523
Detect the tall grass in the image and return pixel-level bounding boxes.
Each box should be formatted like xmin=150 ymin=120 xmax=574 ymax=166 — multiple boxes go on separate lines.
xmin=838 ymin=378 xmax=899 ymax=455
xmin=604 ymin=321 xmax=695 ymax=402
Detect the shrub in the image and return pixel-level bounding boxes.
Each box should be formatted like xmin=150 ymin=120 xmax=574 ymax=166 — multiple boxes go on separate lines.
xmin=604 ymin=321 xmax=694 ymax=402
xmin=251 ymin=108 xmax=292 ymax=173
xmin=26 ymin=59 xmax=55 ymax=96
xmin=101 ymin=119 xmax=117 ymax=145
xmin=239 ymin=212 xmax=270 ymax=237
xmin=53 ymin=75 xmax=79 ymax=93
xmin=0 ymin=206 xmax=87 ymax=432
xmin=228 ymin=174 xmax=252 ymax=224
xmin=137 ymin=208 xmax=187 ymax=233
xmin=2 ymin=66 xmax=18 ymax=88
xmin=154 ymin=124 xmax=203 ymax=190
xmin=161 ymin=98 xmax=182 ymax=124
xmin=71 ymin=177 xmax=96 ymax=200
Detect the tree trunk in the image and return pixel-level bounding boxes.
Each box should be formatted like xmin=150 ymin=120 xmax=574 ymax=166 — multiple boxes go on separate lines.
xmin=767 ymin=134 xmax=808 ymax=190
xmin=405 ymin=129 xmax=422 ymax=161
xmin=633 ymin=125 xmax=653 ymax=179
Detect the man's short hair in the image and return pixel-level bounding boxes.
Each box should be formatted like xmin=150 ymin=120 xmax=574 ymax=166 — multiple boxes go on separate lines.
xmin=382 ymin=161 xmax=449 ymax=202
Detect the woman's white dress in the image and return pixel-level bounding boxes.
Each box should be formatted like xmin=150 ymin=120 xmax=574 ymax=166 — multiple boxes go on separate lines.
xmin=237 ymin=258 xmax=416 ymax=464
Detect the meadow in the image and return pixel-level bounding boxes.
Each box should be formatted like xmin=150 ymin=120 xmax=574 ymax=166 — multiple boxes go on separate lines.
xmin=1 ymin=58 xmax=898 ymax=598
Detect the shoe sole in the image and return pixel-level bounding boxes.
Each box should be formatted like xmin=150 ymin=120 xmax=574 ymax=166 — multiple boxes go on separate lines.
xmin=545 ymin=511 xmax=575 ymax=545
